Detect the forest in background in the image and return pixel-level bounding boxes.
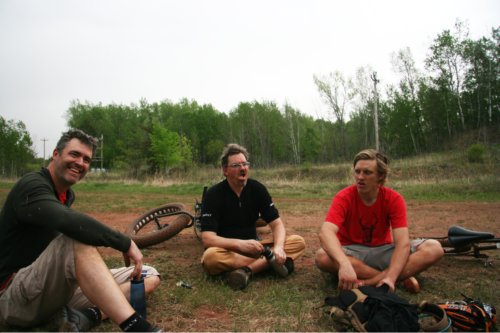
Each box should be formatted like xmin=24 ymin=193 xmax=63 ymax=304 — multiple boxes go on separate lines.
xmin=1 ymin=21 xmax=499 ymax=177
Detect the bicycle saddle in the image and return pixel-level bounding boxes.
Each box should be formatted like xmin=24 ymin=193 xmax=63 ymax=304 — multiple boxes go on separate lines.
xmin=447 ymin=226 xmax=494 ymax=247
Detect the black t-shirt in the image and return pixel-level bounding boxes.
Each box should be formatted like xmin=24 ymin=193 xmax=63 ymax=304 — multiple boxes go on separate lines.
xmin=0 ymin=168 xmax=131 ymax=281
xmin=200 ymin=178 xmax=279 ymax=240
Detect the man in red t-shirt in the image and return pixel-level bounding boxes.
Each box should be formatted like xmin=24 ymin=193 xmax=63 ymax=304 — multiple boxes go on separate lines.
xmin=315 ymin=149 xmax=444 ymax=293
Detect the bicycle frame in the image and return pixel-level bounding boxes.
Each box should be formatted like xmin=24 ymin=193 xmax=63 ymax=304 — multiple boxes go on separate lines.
xmin=423 ymin=226 xmax=500 ymax=266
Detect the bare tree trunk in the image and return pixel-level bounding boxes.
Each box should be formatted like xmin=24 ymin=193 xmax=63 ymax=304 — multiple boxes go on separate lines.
xmin=285 ymin=108 xmax=300 ymax=164
xmin=488 ymin=59 xmax=493 ymax=123
xmin=443 ymin=93 xmax=452 ymax=138
xmin=409 ymin=125 xmax=418 ymax=154
xmin=371 ymin=72 xmax=380 ymax=151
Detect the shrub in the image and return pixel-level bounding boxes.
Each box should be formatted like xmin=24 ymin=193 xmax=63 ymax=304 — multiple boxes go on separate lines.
xmin=467 ymin=144 xmax=486 ymax=163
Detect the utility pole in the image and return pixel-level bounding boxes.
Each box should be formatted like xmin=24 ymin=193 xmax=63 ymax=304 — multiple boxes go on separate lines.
xmin=100 ymin=134 xmax=104 ymax=170
xmin=41 ymin=138 xmax=48 ymax=166
xmin=371 ymin=72 xmax=380 ymax=151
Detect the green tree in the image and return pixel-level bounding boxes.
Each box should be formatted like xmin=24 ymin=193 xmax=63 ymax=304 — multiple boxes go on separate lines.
xmin=462 ymin=29 xmax=499 ymax=129
xmin=0 ymin=116 xmax=35 ymax=176
xmin=314 ymin=71 xmax=355 ymax=159
xmin=206 ymin=139 xmax=225 ymax=166
xmin=149 ymin=124 xmax=182 ymax=174
xmin=391 ymin=47 xmax=426 ymax=154
xmin=425 ymin=20 xmax=469 ymax=131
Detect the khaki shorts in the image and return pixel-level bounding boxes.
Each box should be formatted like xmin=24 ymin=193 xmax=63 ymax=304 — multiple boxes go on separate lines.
xmin=201 ymin=234 xmax=306 ymax=275
xmin=0 ymin=234 xmax=159 ymax=328
xmin=342 ymin=239 xmax=425 ymax=271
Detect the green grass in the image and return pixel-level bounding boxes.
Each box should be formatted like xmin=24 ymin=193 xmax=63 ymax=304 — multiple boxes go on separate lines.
xmin=3 ymin=148 xmax=497 ymax=204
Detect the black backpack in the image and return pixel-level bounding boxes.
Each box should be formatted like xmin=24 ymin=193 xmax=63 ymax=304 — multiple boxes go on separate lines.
xmin=325 ymin=285 xmax=420 ymax=332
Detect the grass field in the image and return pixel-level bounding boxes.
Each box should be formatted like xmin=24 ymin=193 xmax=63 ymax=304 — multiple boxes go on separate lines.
xmin=0 ymin=149 xmax=499 ymax=331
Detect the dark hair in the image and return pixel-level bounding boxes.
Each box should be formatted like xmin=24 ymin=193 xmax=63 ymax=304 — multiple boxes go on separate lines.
xmin=56 ymin=129 xmax=98 ymax=155
xmin=220 ymin=143 xmax=249 ymax=168
xmin=353 ymin=149 xmax=389 ymax=184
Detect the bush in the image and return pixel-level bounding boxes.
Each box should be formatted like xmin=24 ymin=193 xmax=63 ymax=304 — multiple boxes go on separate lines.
xmin=467 ymin=144 xmax=486 ymax=163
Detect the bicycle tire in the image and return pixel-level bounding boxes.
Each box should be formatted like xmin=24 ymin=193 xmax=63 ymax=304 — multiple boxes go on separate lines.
xmin=127 ymin=203 xmax=191 ymax=248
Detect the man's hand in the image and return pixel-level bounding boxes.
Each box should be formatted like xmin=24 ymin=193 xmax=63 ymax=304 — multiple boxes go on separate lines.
xmin=338 ymin=262 xmax=363 ymax=290
xmin=376 ymin=277 xmax=395 ymax=292
xmin=272 ymin=245 xmax=286 ymax=265
xmin=237 ymin=239 xmax=265 ymax=258
xmin=123 ymin=240 xmax=143 ymax=280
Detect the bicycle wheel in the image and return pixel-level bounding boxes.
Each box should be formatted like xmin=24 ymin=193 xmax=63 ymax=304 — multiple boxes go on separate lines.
xmin=127 ymin=203 xmax=191 ymax=248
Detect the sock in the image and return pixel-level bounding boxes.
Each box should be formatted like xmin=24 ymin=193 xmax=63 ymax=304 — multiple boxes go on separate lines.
xmin=119 ymin=312 xmax=157 ymax=332
xmin=81 ymin=306 xmax=102 ymax=323
xmin=241 ymin=266 xmax=253 ymax=276
xmin=58 ymin=306 xmax=100 ymax=332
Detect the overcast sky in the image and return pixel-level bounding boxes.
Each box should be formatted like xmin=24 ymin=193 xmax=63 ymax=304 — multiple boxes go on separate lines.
xmin=0 ymin=0 xmax=498 ymax=157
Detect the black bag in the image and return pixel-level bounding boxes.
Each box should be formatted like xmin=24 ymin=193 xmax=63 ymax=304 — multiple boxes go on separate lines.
xmin=325 ymin=285 xmax=420 ymax=332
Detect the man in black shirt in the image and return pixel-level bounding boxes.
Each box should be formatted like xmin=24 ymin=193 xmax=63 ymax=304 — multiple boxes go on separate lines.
xmin=200 ymin=143 xmax=306 ymax=290
xmin=0 ymin=129 xmax=161 ymax=332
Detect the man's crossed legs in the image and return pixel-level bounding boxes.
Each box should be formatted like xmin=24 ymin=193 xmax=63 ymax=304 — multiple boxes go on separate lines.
xmin=315 ymin=239 xmax=444 ymax=293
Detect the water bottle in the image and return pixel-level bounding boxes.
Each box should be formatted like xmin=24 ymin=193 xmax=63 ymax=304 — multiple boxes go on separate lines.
xmin=130 ymin=277 xmax=147 ymax=319
xmin=263 ymin=245 xmax=288 ymax=277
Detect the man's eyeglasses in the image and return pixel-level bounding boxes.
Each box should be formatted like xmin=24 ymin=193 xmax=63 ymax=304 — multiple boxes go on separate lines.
xmin=228 ymin=162 xmax=250 ymax=169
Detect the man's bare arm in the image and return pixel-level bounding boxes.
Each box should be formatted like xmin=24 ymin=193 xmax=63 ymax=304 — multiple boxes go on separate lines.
xmin=268 ymin=218 xmax=287 ymax=264
xmin=319 ymin=222 xmax=360 ymax=290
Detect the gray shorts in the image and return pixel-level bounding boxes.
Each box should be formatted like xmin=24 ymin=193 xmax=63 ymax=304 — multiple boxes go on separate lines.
xmin=342 ymin=239 xmax=425 ymax=271
xmin=0 ymin=234 xmax=159 ymax=328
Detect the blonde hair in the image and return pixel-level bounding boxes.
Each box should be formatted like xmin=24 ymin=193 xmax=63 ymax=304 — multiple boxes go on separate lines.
xmin=353 ymin=149 xmax=389 ymax=184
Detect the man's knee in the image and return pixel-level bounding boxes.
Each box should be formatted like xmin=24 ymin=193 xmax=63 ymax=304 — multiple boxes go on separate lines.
xmin=285 ymin=234 xmax=306 ymax=259
xmin=145 ymin=275 xmax=161 ymax=294
xmin=315 ymin=248 xmax=333 ymax=272
xmin=201 ymin=247 xmax=225 ymax=275
xmin=73 ymin=241 xmax=100 ymax=257
xmin=417 ymin=239 xmax=445 ymax=263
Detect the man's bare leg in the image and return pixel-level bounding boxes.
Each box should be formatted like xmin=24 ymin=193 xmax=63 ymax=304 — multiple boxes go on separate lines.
xmin=316 ymin=241 xmax=444 ymax=288
xmin=91 ymin=276 xmax=161 ymax=320
xmin=118 ymin=276 xmax=161 ymax=300
xmin=315 ymin=248 xmax=381 ymax=279
xmin=217 ymin=252 xmax=269 ymax=274
xmin=73 ymin=242 xmax=136 ymax=325
xmin=363 ymin=240 xmax=444 ymax=286
xmin=246 ymin=257 xmax=269 ymax=274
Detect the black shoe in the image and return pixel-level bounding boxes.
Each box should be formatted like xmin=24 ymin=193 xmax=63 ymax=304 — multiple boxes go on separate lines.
xmin=284 ymin=257 xmax=294 ymax=274
xmin=227 ymin=267 xmax=252 ymax=290
xmin=58 ymin=306 xmax=98 ymax=332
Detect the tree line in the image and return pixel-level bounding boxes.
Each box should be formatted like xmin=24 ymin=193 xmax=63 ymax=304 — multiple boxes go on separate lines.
xmin=0 ymin=117 xmax=34 ymax=177
xmin=2 ymin=21 xmax=498 ymax=177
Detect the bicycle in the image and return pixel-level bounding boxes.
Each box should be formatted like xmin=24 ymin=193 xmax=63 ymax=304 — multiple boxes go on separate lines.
xmin=418 ymin=225 xmax=500 ymax=266
xmin=125 ymin=186 xmax=269 ymax=248
xmin=125 ymin=190 xmax=206 ymax=249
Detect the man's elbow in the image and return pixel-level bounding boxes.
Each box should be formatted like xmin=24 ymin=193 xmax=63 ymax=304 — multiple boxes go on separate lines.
xmin=201 ymin=232 xmax=212 ymax=248
xmin=395 ymin=239 xmax=411 ymax=253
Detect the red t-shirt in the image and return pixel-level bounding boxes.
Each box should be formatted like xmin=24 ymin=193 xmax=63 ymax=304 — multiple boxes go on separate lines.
xmin=325 ymin=185 xmax=407 ymax=246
